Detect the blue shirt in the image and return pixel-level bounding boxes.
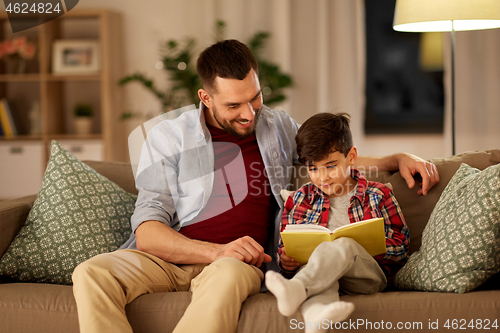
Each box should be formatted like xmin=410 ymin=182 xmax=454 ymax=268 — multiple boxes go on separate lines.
xmin=121 ymin=103 xmax=300 ymax=272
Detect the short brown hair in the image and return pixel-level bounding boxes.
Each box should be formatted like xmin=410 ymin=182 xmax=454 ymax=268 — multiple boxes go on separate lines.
xmin=296 ymin=113 xmax=353 ymax=165
xmin=197 ymin=39 xmax=258 ymax=93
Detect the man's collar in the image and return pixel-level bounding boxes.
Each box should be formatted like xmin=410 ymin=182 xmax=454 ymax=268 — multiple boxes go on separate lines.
xmin=198 ymin=102 xmax=210 ymax=138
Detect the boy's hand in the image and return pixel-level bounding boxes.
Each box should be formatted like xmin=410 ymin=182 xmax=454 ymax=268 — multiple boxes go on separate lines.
xmin=280 ymin=248 xmax=300 ymax=271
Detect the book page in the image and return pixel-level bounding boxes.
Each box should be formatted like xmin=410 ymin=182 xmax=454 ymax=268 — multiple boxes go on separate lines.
xmin=332 ymin=217 xmax=381 ymax=233
xmin=282 ymin=224 xmax=331 ymax=233
xmin=331 ymin=217 xmax=386 ymax=257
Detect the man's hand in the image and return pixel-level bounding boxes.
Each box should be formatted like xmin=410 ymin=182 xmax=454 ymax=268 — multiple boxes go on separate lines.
xmin=215 ymin=236 xmax=272 ymax=267
xmin=397 ymin=153 xmax=440 ymax=195
xmin=280 ymin=248 xmax=300 ymax=271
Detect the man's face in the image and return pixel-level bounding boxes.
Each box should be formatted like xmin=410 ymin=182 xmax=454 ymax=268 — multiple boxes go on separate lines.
xmin=201 ymin=69 xmax=263 ymax=139
xmin=307 ymin=147 xmax=357 ymax=197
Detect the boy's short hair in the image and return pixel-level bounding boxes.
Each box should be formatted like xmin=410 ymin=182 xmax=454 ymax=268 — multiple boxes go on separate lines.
xmin=296 ymin=112 xmax=353 ymax=165
xmin=197 ymin=39 xmax=258 ymax=94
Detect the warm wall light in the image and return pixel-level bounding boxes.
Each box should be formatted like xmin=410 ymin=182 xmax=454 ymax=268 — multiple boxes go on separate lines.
xmin=393 ymin=0 xmax=500 ymax=154
xmin=420 ymin=32 xmax=444 ymax=71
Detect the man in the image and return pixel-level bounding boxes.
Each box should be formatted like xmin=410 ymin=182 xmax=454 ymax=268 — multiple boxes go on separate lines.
xmin=72 ymin=39 xmax=439 ymax=333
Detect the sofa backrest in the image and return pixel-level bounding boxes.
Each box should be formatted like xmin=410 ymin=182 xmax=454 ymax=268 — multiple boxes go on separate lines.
xmin=85 ymin=149 xmax=500 ymax=255
xmin=361 ymin=150 xmax=500 ymax=254
xmin=84 ymin=160 xmax=138 ymax=195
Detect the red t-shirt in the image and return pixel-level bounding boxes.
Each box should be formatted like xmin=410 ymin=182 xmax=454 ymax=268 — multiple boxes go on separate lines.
xmin=179 ymin=124 xmax=276 ymax=248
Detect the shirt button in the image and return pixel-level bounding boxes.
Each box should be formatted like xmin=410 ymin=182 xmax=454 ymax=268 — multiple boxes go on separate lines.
xmin=322 ymin=207 xmax=326 ymax=211
xmin=274 ymin=152 xmax=279 ymax=158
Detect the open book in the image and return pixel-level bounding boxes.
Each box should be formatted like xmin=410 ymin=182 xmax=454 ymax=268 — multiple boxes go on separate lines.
xmin=280 ymin=217 xmax=387 ymax=264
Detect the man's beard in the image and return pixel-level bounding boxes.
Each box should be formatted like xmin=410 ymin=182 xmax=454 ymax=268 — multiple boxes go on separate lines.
xmin=212 ymin=105 xmax=261 ymax=139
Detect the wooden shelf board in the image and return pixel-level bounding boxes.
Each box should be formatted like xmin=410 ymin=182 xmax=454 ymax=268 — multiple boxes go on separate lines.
xmin=0 ymin=74 xmax=102 ymax=82
xmin=46 ymin=134 xmax=103 ymax=141
xmin=0 ymin=135 xmax=43 ymax=141
xmin=0 ymin=74 xmax=41 ymax=82
xmin=45 ymin=74 xmax=101 ymax=81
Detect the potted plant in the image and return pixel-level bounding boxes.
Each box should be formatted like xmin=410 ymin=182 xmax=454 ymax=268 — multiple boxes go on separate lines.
xmin=119 ymin=20 xmax=293 ymax=118
xmin=74 ymin=103 xmax=93 ymax=135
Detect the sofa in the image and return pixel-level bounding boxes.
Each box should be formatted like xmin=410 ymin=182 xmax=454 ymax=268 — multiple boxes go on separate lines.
xmin=1 ymin=150 xmax=499 ymax=333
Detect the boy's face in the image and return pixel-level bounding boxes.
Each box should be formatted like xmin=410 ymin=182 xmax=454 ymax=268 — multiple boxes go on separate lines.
xmin=307 ymin=147 xmax=358 ymax=197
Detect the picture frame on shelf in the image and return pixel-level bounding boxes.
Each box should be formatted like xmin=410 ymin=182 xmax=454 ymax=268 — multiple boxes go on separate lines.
xmin=52 ymin=40 xmax=100 ymax=75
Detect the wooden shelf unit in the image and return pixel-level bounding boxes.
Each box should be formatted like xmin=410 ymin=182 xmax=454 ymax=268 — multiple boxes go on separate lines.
xmin=0 ymin=9 xmax=126 ymax=162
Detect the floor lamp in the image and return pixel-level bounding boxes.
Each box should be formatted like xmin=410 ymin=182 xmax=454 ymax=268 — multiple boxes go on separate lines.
xmin=393 ymin=0 xmax=500 ymax=155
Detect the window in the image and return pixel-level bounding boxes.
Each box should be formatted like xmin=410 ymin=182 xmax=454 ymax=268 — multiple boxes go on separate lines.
xmin=364 ymin=0 xmax=444 ymax=134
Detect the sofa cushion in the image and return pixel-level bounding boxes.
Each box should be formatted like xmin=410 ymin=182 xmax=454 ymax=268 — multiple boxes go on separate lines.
xmin=2 ymin=283 xmax=500 ymax=333
xmin=0 ymin=141 xmax=135 ymax=285
xmin=394 ymin=163 xmax=500 ymax=293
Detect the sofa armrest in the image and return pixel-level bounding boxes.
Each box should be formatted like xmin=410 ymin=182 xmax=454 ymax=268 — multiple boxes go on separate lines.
xmin=0 ymin=195 xmax=36 ymax=259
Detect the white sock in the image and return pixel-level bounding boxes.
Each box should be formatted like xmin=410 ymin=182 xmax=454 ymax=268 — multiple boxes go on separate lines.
xmin=265 ymin=271 xmax=307 ymax=316
xmin=303 ymin=301 xmax=355 ymax=333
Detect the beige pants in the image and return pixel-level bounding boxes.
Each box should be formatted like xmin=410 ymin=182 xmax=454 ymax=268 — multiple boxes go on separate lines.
xmin=72 ymin=249 xmax=263 ymax=333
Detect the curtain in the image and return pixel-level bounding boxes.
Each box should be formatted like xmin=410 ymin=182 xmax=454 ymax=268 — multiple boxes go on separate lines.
xmin=454 ymin=29 xmax=500 ymax=153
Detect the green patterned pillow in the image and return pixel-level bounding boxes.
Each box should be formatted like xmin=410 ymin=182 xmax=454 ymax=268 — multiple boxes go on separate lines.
xmin=395 ymin=163 xmax=500 ymax=293
xmin=0 ymin=141 xmax=135 ymax=285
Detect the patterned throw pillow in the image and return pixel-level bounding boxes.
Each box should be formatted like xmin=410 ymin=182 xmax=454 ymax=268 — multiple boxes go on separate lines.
xmin=0 ymin=141 xmax=135 ymax=285
xmin=395 ymin=163 xmax=500 ymax=293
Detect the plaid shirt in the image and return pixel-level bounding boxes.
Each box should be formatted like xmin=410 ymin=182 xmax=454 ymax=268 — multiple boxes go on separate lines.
xmin=279 ymin=169 xmax=409 ymax=282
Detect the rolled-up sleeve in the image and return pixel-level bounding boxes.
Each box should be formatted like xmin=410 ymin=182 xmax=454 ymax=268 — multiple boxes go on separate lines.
xmin=131 ymin=159 xmax=178 ymax=231
xmin=130 ymin=125 xmax=182 ymax=232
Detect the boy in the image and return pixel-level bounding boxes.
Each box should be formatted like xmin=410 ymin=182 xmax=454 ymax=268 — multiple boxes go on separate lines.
xmin=265 ymin=113 xmax=409 ymax=332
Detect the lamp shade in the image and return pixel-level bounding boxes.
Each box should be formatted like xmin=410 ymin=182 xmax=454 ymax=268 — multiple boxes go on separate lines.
xmin=394 ymin=0 xmax=500 ymax=32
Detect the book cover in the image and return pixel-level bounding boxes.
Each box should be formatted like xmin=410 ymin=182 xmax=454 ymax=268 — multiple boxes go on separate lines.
xmin=0 ymin=100 xmax=13 ymax=138
xmin=281 ymin=217 xmax=387 ymax=264
xmin=1 ymin=99 xmax=17 ymax=136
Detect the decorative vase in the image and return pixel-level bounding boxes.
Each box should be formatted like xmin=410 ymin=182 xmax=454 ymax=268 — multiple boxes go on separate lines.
xmin=4 ymin=57 xmax=26 ymax=74
xmin=74 ymin=117 xmax=93 ymax=135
